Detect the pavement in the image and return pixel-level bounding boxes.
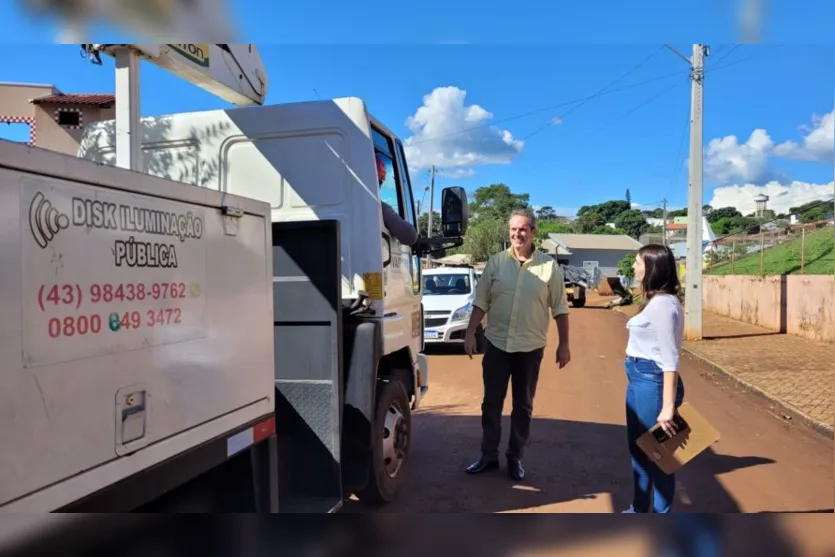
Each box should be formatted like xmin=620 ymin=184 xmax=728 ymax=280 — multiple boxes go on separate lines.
xmin=615 ymin=302 xmax=834 ymax=436
xmin=346 ymin=293 xmax=833 ymax=515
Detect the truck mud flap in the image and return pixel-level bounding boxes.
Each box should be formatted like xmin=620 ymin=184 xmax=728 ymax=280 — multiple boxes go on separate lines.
xmin=272 ymin=220 xmax=344 ymax=513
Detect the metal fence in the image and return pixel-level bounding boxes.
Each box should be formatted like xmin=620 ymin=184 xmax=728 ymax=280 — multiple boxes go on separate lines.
xmin=704 ymin=219 xmax=833 ymax=275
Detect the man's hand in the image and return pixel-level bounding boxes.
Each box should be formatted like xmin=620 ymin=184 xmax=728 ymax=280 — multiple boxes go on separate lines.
xmin=556 ymin=344 xmax=571 ymax=368
xmin=464 ymin=331 xmax=477 ymax=359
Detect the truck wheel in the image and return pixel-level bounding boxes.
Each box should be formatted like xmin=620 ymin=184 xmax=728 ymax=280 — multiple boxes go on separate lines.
xmin=572 ymin=298 xmax=586 ymax=308
xmin=358 ymin=377 xmax=411 ymax=505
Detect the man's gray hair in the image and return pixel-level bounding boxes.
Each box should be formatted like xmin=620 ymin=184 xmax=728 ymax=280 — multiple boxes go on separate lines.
xmin=510 ymin=207 xmax=536 ymax=229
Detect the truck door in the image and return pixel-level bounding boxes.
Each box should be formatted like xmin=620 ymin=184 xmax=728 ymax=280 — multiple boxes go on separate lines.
xmin=371 ymin=126 xmax=422 ymax=350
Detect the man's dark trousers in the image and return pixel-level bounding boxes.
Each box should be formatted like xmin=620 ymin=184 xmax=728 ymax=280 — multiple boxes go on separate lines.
xmin=480 ymin=339 xmax=545 ymax=461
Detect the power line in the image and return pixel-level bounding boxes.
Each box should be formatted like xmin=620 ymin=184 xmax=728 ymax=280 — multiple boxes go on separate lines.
xmin=410 ymin=48 xmax=685 ymax=147
xmin=411 ymin=53 xmax=753 ymax=149
xmin=712 ymin=44 xmax=741 ymax=65
xmin=667 ymin=104 xmax=691 ymax=196
xmin=412 ymin=49 xmax=759 ymax=176
xmin=552 ymin=45 xmax=666 ymax=121
xmin=591 ymin=82 xmax=683 ymax=133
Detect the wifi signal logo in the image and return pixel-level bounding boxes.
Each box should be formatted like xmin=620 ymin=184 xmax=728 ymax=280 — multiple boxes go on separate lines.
xmin=29 ymin=192 xmax=70 ymax=249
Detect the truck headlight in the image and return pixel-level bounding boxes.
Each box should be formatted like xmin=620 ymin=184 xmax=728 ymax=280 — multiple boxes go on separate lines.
xmin=450 ymin=303 xmax=472 ymax=322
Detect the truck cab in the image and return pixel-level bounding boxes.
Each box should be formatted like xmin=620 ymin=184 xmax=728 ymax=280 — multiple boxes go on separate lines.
xmin=77 ymin=97 xmax=467 ymax=510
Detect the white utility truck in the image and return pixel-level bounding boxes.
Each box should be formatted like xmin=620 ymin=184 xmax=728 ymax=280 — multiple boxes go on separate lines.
xmin=0 ymin=43 xmax=467 ymax=516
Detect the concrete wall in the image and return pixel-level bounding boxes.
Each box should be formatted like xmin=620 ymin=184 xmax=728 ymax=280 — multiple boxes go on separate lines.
xmin=33 ymin=103 xmax=115 ymax=155
xmin=0 ymin=83 xmax=55 ymax=119
xmin=703 ymin=275 xmax=835 ymax=343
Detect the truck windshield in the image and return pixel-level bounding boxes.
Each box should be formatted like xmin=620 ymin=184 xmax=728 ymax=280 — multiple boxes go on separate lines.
xmin=423 ymin=274 xmax=472 ymax=295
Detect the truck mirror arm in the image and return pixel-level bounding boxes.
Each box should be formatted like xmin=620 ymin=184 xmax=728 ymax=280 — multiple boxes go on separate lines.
xmin=414 ymin=236 xmax=464 ymax=256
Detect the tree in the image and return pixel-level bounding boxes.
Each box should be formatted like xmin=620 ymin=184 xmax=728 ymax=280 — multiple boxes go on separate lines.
xmin=760 ymin=209 xmax=776 ymax=221
xmin=614 ymin=209 xmax=649 ymax=239
xmin=667 ymin=208 xmax=687 ymax=218
xmin=706 ymin=206 xmax=741 ymax=223
xmin=460 ymin=217 xmax=508 ymax=263
xmin=711 ymin=216 xmax=760 ymax=236
xmin=535 ymin=205 xmax=558 ymax=220
xmin=618 ymin=253 xmax=637 ymax=280
xmin=577 ymin=200 xmax=630 ymax=222
xmin=703 ymin=204 xmax=713 ymax=216
xmin=469 ymin=184 xmax=530 ymax=222
xmin=801 ymin=205 xmax=828 ymax=223
xmin=417 ymin=210 xmax=442 ymax=238
xmin=535 ymin=218 xmax=573 ymax=247
xmin=576 ymin=211 xmax=606 ymax=233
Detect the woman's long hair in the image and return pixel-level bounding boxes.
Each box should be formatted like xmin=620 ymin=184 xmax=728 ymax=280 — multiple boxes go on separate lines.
xmin=637 ymin=244 xmax=681 ymax=312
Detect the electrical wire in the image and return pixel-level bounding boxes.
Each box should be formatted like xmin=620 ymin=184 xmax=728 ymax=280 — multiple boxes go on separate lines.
xmin=667 ymin=105 xmax=691 ymax=196
xmin=410 ymin=48 xmax=684 ymax=147
xmin=591 ymin=82 xmax=683 ymax=134
xmin=712 ymin=44 xmax=741 ymax=65
xmin=412 ymin=49 xmax=757 ymax=151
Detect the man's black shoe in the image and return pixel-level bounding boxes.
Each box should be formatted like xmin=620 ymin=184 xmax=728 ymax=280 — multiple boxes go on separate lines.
xmin=465 ymin=457 xmax=499 ymax=475
xmin=507 ymin=459 xmax=525 ymax=481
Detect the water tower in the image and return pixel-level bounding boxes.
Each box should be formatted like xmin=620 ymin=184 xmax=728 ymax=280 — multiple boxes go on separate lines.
xmin=754 ymin=193 xmax=769 ymax=218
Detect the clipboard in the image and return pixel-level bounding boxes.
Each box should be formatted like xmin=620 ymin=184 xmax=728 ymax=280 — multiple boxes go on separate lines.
xmin=635 ymin=402 xmax=720 ymax=475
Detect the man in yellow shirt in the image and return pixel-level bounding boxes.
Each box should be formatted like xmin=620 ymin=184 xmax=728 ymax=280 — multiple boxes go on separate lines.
xmin=463 ymin=208 xmax=571 ymax=481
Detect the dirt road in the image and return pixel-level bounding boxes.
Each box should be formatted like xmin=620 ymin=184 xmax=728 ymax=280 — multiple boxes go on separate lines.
xmin=357 ymin=295 xmax=833 ymax=514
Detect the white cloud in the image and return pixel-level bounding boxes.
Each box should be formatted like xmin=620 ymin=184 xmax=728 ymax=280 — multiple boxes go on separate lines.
xmin=437 ymin=168 xmax=476 ymax=179
xmin=403 ymin=86 xmax=523 ymax=175
xmin=703 ymin=128 xmax=774 ymax=184
xmin=773 ymin=110 xmax=834 ymax=162
xmin=697 ymin=109 xmax=834 ymax=186
xmin=708 ymin=180 xmax=834 ymax=215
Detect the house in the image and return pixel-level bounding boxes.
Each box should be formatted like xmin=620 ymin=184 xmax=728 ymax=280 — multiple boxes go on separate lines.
xmin=0 ymin=81 xmax=114 ymax=155
xmin=546 ymin=233 xmax=643 ymax=280
xmin=664 ymin=216 xmax=715 ymax=244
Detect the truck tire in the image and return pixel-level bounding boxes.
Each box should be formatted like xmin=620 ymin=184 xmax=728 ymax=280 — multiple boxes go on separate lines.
xmin=572 ymin=298 xmax=586 ymax=308
xmin=358 ymin=377 xmax=411 ymax=505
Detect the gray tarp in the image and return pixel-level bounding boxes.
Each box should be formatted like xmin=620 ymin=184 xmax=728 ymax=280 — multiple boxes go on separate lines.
xmin=560 ymin=264 xmax=600 ymax=288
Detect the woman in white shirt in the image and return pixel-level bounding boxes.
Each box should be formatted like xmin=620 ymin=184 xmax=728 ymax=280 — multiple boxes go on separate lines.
xmin=622 ymin=244 xmax=685 ymax=514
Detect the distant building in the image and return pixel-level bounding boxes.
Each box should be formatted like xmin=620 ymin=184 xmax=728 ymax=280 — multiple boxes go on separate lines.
xmin=0 ymin=81 xmax=114 ymax=155
xmin=664 ymin=216 xmax=715 ymax=244
xmin=546 ymin=233 xmax=643 ymax=281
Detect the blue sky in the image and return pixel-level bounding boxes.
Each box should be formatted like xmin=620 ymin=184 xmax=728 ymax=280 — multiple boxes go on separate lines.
xmin=1 ymin=2 xmax=833 ymax=218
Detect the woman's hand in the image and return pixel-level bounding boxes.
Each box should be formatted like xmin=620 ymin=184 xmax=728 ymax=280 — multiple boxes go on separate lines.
xmin=656 ymin=405 xmax=678 ymax=438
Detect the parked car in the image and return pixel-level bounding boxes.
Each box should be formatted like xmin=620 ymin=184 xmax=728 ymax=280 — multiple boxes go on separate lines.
xmin=422 ymin=265 xmax=485 ymax=351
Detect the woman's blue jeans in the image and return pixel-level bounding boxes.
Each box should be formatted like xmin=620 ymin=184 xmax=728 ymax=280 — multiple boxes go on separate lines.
xmin=624 ymin=356 xmax=685 ymax=513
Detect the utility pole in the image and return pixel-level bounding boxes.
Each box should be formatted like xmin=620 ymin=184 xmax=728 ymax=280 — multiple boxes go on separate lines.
xmin=426 ymin=165 xmax=436 ymax=266
xmin=114 ymin=46 xmax=142 ymax=172
xmin=683 ymin=44 xmax=706 ymax=340
xmin=662 ymin=198 xmax=668 ymax=246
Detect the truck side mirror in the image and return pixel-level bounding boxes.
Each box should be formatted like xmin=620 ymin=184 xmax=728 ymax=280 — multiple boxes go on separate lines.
xmin=441 ymin=186 xmax=468 ymax=238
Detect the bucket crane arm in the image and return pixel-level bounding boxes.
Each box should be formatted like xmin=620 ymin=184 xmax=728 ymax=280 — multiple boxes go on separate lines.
xmin=85 ymin=44 xmax=268 ymax=106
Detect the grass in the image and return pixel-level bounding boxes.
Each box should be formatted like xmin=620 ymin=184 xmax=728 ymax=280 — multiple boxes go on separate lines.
xmin=710 ymin=227 xmax=834 ymax=276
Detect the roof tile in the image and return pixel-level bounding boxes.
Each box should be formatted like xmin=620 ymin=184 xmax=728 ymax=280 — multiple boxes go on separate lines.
xmin=31 ymin=93 xmax=115 ymax=106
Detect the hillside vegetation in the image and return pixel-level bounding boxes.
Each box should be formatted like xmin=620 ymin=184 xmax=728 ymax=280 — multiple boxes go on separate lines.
xmin=710 ymin=227 xmax=834 ymax=276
